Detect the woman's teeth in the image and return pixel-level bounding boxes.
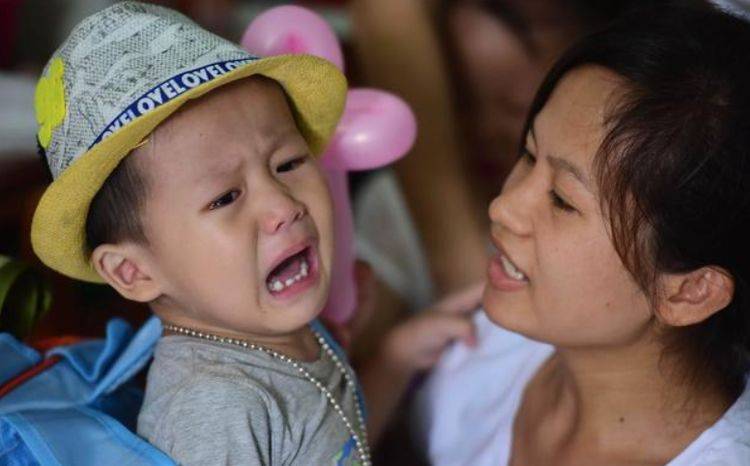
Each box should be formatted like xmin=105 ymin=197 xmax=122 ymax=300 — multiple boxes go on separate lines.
xmin=500 ymin=254 xmax=527 ymax=281
xmin=268 ymin=259 xmax=309 ymax=292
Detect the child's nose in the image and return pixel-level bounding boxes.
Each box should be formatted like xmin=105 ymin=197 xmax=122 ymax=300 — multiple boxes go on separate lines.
xmin=259 ymin=192 xmax=307 ymax=234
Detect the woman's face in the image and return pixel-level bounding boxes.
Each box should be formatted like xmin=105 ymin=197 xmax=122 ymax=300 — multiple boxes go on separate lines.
xmin=483 ymin=65 xmax=654 ymax=348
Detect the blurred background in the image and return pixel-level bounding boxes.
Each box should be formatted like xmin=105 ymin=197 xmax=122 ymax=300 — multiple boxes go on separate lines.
xmin=3 ymin=0 xmax=749 ymax=352
xmin=2 ymin=0 xmax=750 ymax=463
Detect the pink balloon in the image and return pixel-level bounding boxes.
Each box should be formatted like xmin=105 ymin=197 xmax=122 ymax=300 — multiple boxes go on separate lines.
xmin=241 ymin=6 xmax=344 ymax=72
xmin=321 ymin=89 xmax=417 ymax=171
xmin=318 ymin=91 xmax=416 ymax=323
xmin=321 ymin=169 xmax=357 ymax=324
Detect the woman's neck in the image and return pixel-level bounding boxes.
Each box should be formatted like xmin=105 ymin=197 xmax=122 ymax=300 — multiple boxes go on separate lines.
xmin=515 ymin=334 xmax=734 ymax=465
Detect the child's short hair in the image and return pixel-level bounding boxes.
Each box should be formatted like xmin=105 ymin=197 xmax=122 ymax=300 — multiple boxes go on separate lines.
xmin=85 ymin=155 xmax=148 ymax=253
xmin=38 ymin=140 xmax=148 ymax=255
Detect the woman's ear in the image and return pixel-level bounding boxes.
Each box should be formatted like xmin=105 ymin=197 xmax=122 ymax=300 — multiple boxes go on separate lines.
xmin=657 ymin=266 xmax=734 ymax=327
xmin=91 ymin=243 xmax=162 ymax=303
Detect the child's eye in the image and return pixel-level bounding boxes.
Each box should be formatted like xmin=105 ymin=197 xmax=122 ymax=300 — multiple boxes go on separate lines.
xmin=549 ymin=190 xmax=576 ymax=212
xmin=208 ymin=190 xmax=240 ymax=210
xmin=276 ymin=156 xmax=308 ymax=173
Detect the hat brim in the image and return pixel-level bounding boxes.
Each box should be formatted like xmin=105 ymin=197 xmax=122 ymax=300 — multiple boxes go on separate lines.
xmin=31 ymin=54 xmax=347 ymax=283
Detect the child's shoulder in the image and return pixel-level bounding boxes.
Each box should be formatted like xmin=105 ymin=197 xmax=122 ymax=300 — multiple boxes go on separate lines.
xmin=140 ymin=337 xmax=284 ymax=421
xmin=168 ymin=369 xmax=277 ymax=403
xmin=138 ymin=360 xmax=285 ymax=466
xmin=146 ymin=336 xmax=282 ymax=403
xmin=138 ymin=359 xmax=284 ymax=446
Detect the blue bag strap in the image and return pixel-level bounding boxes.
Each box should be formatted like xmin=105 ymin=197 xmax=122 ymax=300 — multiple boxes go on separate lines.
xmin=310 ymin=319 xmax=368 ymax=420
xmin=0 ymin=334 xmax=41 ymax=385
xmin=3 ymin=407 xmax=175 ymax=466
xmin=0 ymin=317 xmax=161 ymax=413
xmin=310 ymin=319 xmax=347 ymax=361
xmin=49 ymin=316 xmax=162 ymax=399
xmin=0 ymin=417 xmax=41 ymax=465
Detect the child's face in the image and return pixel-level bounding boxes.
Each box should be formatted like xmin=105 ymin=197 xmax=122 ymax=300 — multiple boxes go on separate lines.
xmin=137 ymin=77 xmax=334 ymax=337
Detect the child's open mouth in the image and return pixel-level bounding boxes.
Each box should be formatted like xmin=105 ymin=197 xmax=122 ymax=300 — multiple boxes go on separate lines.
xmin=265 ymin=244 xmax=318 ymax=298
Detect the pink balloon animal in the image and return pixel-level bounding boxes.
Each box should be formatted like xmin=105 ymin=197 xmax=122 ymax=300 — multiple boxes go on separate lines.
xmin=242 ymin=6 xmax=417 ymax=324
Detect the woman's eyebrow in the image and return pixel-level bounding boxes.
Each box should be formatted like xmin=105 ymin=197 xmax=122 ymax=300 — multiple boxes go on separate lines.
xmin=548 ymin=156 xmax=592 ymax=193
xmin=530 ymin=122 xmax=593 ymax=193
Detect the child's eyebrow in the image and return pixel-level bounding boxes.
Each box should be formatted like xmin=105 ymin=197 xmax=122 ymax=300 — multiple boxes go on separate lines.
xmin=196 ymin=159 xmax=244 ymax=185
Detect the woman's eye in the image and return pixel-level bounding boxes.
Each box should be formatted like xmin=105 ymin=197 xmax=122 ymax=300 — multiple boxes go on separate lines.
xmin=208 ymin=190 xmax=240 ymax=210
xmin=277 ymin=156 xmax=308 ymax=173
xmin=549 ymin=190 xmax=575 ymax=212
xmin=520 ymin=148 xmax=536 ymax=165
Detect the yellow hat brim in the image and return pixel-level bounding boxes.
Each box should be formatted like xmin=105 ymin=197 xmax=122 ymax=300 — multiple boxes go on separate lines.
xmin=31 ymin=54 xmax=347 ymax=283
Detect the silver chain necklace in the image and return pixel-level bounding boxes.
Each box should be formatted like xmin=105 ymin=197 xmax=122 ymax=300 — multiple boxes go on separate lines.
xmin=162 ymin=323 xmax=372 ymax=465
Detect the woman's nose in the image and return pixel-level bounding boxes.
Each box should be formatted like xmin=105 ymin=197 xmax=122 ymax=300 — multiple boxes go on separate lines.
xmin=489 ymin=173 xmax=535 ymax=237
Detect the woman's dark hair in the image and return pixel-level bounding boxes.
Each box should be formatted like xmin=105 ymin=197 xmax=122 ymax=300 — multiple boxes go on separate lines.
xmin=523 ymin=5 xmax=750 ymax=397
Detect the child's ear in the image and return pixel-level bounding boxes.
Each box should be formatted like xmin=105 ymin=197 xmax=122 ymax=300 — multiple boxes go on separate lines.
xmin=91 ymin=243 xmax=161 ymax=303
xmin=656 ymin=266 xmax=734 ymax=327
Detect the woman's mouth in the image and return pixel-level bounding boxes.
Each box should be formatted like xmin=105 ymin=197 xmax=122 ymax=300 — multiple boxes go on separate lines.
xmin=488 ymin=249 xmax=528 ymax=291
xmin=265 ymin=244 xmax=319 ymax=299
xmin=499 ymin=254 xmax=527 ymax=281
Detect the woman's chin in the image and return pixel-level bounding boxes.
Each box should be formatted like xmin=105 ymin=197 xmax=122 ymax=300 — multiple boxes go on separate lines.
xmin=482 ymin=287 xmax=537 ymax=336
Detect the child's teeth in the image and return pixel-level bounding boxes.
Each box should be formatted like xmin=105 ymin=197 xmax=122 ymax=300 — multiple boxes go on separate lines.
xmin=501 ymin=255 xmax=526 ymax=281
xmin=268 ymin=257 xmax=311 ymax=293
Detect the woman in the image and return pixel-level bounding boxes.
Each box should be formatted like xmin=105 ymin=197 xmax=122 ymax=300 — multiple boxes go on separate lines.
xmin=416 ymin=5 xmax=750 ymax=465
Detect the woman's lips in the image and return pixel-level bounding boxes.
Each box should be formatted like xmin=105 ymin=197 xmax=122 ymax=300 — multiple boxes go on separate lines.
xmin=487 ymin=250 xmax=529 ymax=292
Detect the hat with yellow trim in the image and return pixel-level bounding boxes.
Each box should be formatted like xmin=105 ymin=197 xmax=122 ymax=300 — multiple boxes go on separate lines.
xmin=31 ymin=1 xmax=346 ymax=283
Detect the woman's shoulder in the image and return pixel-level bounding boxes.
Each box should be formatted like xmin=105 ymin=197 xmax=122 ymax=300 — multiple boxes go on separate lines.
xmin=671 ymin=378 xmax=750 ymax=466
xmin=426 ymin=310 xmax=553 ymax=378
xmin=416 ymin=309 xmax=553 ymax=407
xmin=412 ymin=311 xmax=554 ymax=466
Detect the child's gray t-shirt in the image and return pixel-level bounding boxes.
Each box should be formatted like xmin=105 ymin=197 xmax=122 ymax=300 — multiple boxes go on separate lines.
xmin=137 ymin=333 xmax=366 ymax=466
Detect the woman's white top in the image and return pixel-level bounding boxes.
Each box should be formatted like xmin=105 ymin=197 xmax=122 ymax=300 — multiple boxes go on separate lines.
xmin=414 ymin=311 xmax=750 ymax=466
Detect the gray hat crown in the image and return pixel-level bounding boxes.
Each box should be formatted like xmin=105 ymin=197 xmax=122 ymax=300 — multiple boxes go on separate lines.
xmin=37 ymin=1 xmax=256 ymax=178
